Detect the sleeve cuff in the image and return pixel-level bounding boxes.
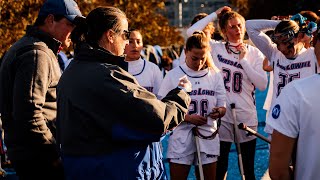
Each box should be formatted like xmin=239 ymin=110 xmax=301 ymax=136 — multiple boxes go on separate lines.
xmin=267 ymin=121 xmax=298 ymax=138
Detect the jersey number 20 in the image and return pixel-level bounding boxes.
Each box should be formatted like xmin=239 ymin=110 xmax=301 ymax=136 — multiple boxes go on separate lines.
xmin=222 ymin=68 xmax=243 ymax=93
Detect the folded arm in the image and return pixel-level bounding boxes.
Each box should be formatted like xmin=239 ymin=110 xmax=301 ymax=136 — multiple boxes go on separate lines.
xmin=246 ymin=19 xmax=280 ymax=61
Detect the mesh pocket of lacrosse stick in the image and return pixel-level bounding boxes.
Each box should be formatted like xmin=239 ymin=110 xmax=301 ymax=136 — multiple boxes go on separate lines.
xmin=192 ymin=111 xmax=221 ymax=140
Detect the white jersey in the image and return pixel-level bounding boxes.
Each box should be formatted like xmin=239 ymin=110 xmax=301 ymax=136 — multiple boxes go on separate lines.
xmin=263 ymin=72 xmax=274 ymax=111
xmin=269 ymin=48 xmax=317 ymax=105
xmin=246 ymin=20 xmax=318 ymax=133
xmin=185 ymin=11 xmax=267 ymax=126
xmin=127 ymin=58 xmax=163 ymax=94
xmin=267 ymin=74 xmax=320 ymax=180
xmin=158 ymin=63 xmax=226 ymax=158
xmin=210 ymin=42 xmax=267 ymax=126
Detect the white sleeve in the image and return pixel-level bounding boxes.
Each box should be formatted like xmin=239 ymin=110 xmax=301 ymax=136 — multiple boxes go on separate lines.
xmin=172 ymin=59 xmax=179 ymax=69
xmin=263 ymin=73 xmax=274 ymax=110
xmin=215 ymin=72 xmax=227 ymax=108
xmin=158 ymin=73 xmax=176 ymax=99
xmin=179 ymin=49 xmax=186 ymax=65
xmin=266 ymin=83 xmax=300 ymax=138
xmin=186 ymin=12 xmax=217 ymax=37
xmin=245 ymin=20 xmax=280 ymax=61
xmin=239 ymin=50 xmax=268 ymax=91
xmin=153 ymin=65 xmax=164 ymax=95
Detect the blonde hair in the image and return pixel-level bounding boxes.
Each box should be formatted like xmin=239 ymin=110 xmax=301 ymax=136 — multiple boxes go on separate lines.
xmin=274 ymin=20 xmax=299 ymax=34
xmin=185 ymin=31 xmax=215 ymax=68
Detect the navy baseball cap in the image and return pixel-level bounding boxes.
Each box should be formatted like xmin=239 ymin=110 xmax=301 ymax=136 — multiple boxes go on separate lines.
xmin=38 ymin=0 xmax=84 ymax=24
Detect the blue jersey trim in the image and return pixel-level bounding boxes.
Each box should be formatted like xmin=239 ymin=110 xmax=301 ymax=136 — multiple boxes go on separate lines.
xmin=133 ymin=60 xmax=146 ymax=76
xmin=179 ymin=66 xmax=208 ymax=78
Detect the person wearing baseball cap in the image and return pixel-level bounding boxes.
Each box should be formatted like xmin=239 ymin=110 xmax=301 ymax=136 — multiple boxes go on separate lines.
xmin=38 ymin=0 xmax=84 ymax=24
xmin=0 ymin=0 xmax=83 ymax=179
xmin=36 ymin=0 xmax=84 ymax=48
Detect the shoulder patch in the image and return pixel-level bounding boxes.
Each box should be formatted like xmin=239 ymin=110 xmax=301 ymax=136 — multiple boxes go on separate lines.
xmin=272 ymin=104 xmax=281 ymax=119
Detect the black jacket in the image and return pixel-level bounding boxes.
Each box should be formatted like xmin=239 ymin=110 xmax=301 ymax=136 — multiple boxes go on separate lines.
xmin=57 ymin=43 xmax=190 ymax=156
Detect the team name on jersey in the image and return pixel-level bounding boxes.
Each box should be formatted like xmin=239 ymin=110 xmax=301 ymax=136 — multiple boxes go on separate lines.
xmin=189 ymin=88 xmax=215 ymax=96
xmin=217 ymin=54 xmax=243 ymax=69
xmin=276 ymin=59 xmax=311 ymax=71
xmin=144 ymin=86 xmax=154 ymax=93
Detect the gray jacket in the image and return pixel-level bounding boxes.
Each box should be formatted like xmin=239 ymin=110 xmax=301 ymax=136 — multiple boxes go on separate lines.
xmin=0 ymin=26 xmax=62 ymax=161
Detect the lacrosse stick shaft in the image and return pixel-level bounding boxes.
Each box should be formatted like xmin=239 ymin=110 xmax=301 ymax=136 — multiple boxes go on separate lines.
xmin=238 ymin=123 xmax=271 ymax=144
xmin=195 ymin=136 xmax=204 ymax=180
xmin=231 ymin=103 xmax=245 ymax=180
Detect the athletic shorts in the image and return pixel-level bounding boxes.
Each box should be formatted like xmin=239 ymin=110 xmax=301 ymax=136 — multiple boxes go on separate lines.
xmin=169 ymin=152 xmax=218 ymax=166
xmin=219 ymin=121 xmax=257 ymax=143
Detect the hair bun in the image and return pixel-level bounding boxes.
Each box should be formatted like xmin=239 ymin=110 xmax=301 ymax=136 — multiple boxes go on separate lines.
xmin=218 ymin=9 xmax=231 ymax=19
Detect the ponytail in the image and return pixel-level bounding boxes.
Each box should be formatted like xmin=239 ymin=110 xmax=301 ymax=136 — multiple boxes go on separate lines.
xmin=71 ymin=16 xmax=88 ymax=50
xmin=70 ymin=6 xmax=127 ymax=50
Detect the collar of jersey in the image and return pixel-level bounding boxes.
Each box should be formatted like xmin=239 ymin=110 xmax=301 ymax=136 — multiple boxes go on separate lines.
xmin=127 ymin=58 xmax=146 ymax=76
xmin=179 ymin=63 xmax=209 ymax=78
xmin=287 ymin=47 xmax=307 ymax=60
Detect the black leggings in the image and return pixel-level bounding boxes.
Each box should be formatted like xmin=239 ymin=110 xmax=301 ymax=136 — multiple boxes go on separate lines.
xmin=216 ymin=139 xmax=256 ymax=180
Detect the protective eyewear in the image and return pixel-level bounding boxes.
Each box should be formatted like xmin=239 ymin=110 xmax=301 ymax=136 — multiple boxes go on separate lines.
xmin=271 ymin=30 xmax=296 ymax=44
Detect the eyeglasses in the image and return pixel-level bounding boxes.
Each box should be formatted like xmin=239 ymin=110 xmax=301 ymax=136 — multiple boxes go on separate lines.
xmin=122 ymin=30 xmax=131 ymax=40
xmin=112 ymin=29 xmax=131 ymax=40
xmin=271 ymin=30 xmax=296 ymax=44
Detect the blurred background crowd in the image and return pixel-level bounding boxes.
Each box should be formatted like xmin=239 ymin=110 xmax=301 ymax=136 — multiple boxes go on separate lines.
xmin=1 ymin=0 xmax=320 ymax=64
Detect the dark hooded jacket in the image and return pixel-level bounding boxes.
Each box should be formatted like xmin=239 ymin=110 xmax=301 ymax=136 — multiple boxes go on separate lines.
xmin=57 ymin=43 xmax=190 ymax=179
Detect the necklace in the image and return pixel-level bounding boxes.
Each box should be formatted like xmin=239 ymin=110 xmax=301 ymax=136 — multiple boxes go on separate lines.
xmin=225 ymin=42 xmax=241 ymax=59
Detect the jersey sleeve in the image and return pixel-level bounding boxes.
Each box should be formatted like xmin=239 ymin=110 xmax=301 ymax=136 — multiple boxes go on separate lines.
xmin=263 ymin=73 xmax=274 ymax=111
xmin=158 ymin=71 xmax=177 ymax=99
xmin=178 ymin=50 xmax=186 ymax=66
xmin=186 ymin=12 xmax=217 ymax=37
xmin=266 ymin=82 xmax=300 ymax=138
xmin=239 ymin=48 xmax=268 ymax=91
xmin=152 ymin=64 xmax=164 ymax=95
xmin=214 ymin=72 xmax=227 ymax=108
xmin=210 ymin=43 xmax=222 ymax=70
xmin=245 ymin=19 xmax=279 ymax=62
